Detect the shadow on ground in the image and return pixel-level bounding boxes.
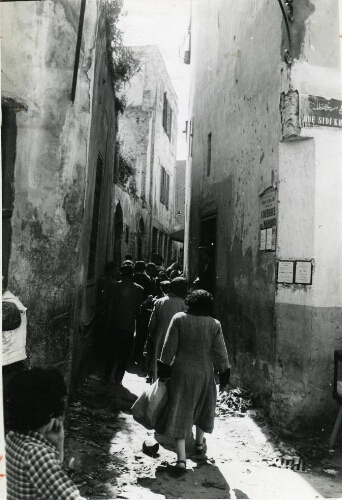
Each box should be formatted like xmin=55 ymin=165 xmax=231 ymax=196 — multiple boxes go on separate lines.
xmin=64 ymin=364 xmax=342 ymax=499
xmin=64 ymin=375 xmax=139 ymax=498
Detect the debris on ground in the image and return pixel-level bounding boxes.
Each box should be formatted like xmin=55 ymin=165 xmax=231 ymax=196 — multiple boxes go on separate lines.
xmin=142 ymin=439 xmax=159 ymax=457
xmin=63 ymin=369 xmax=342 ymax=499
xmin=216 ymin=387 xmax=253 ymax=417
xmin=268 ymin=455 xmax=306 ymax=471
xmin=323 ymin=469 xmax=338 ymax=475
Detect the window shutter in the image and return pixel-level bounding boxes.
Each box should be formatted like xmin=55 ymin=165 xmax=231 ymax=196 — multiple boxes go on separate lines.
xmin=167 ymin=105 xmax=172 ymax=139
xmin=166 ymin=172 xmax=170 ymax=209
xmin=160 ymin=166 xmax=164 ymax=204
xmin=163 ymin=93 xmax=167 ymax=131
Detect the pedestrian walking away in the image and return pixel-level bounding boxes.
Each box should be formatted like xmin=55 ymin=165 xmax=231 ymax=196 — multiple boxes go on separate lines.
xmin=103 ymin=264 xmax=143 ymax=386
xmin=147 ymin=277 xmax=187 ymax=382
xmin=146 ymin=262 xmax=159 ymax=297
xmin=133 ymin=261 xmax=153 ymax=367
xmin=156 ymin=289 xmax=231 ymax=473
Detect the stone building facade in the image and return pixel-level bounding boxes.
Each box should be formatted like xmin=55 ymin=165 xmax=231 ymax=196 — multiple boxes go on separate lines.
xmin=185 ymin=0 xmax=342 ymax=430
xmin=117 ymin=45 xmax=180 ymax=266
xmin=2 ymin=0 xmax=118 ymax=386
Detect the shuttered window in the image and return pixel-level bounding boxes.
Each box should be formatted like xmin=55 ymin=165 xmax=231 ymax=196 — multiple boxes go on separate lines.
xmin=162 ymin=92 xmax=172 ymax=140
xmin=160 ymin=166 xmax=170 ymax=209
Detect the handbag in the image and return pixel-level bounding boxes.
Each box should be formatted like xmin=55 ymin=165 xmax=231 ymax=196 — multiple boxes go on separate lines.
xmin=131 ymin=379 xmax=168 ymax=430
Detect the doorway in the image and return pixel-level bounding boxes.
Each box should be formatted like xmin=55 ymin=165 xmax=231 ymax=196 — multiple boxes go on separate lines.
xmin=199 ymin=214 xmax=217 ymax=296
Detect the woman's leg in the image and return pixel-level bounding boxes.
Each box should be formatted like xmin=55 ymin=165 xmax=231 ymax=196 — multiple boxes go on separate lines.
xmin=175 ymin=438 xmax=186 ymax=467
xmin=195 ymin=426 xmax=205 ymax=445
xmin=195 ymin=426 xmax=207 ymax=454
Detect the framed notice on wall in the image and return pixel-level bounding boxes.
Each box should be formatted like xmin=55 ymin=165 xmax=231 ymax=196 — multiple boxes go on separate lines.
xmin=295 ymin=261 xmax=312 ymax=284
xmin=266 ymin=228 xmax=273 ymax=250
xmin=277 ymin=261 xmax=294 ymax=283
xmin=259 ymin=186 xmax=277 ymax=252
xmin=260 ymin=229 xmax=266 ymax=251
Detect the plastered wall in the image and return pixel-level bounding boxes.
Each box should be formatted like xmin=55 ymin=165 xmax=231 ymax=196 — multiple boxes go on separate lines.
xmin=187 ymin=0 xmax=283 ymax=410
xmin=2 ymin=1 xmax=116 ymax=384
xmin=187 ymin=0 xmax=342 ymax=429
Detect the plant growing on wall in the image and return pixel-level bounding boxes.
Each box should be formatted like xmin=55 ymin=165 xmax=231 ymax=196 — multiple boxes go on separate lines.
xmin=104 ymin=0 xmax=140 ymax=93
xmin=117 ymin=143 xmax=136 ymax=187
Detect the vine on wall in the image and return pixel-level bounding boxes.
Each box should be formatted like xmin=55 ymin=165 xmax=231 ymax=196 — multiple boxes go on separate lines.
xmin=104 ymin=0 xmax=140 ymax=93
xmin=118 ymin=147 xmax=136 ymax=186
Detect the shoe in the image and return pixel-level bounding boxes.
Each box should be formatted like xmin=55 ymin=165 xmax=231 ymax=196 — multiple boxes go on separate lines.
xmin=174 ymin=460 xmax=187 ymax=475
xmin=157 ymin=460 xmax=187 ymax=476
xmin=195 ymin=437 xmax=207 ymax=455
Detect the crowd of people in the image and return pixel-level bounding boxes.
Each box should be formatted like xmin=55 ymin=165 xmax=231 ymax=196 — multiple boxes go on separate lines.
xmin=3 ymin=252 xmax=231 ymax=496
xmin=94 ymin=256 xmax=186 ymax=386
xmin=92 ymin=255 xmax=230 ymax=473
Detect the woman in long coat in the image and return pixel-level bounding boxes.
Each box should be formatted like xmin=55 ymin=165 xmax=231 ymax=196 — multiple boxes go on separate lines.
xmin=157 ymin=289 xmax=230 ymax=473
xmin=147 ymin=277 xmax=187 ymax=382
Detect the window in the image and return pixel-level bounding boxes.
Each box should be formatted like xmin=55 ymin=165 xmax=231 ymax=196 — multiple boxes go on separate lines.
xmin=160 ymin=166 xmax=170 ymax=209
xmin=125 ymin=224 xmax=129 ymax=244
xmin=207 ymin=132 xmax=212 ymax=176
xmin=162 ymin=93 xmax=172 ymax=140
xmin=87 ymin=155 xmax=104 ymax=282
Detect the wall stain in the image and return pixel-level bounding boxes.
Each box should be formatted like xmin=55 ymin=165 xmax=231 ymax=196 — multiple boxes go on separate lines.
xmin=280 ymin=0 xmax=315 ymax=61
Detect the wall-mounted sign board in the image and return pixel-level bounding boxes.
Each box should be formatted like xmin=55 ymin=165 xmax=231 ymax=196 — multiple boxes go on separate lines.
xmin=260 ymin=229 xmax=266 ymax=251
xmin=259 ymin=186 xmax=277 ymax=252
xmin=300 ymin=95 xmax=342 ymax=129
xmin=277 ymin=261 xmax=294 ymax=283
xmin=266 ymin=228 xmax=273 ymax=250
xmin=277 ymin=260 xmax=313 ymax=285
xmin=295 ymin=261 xmax=312 ymax=285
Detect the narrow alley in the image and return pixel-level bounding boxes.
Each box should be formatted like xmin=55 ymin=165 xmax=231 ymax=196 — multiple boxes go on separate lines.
xmin=64 ymin=367 xmax=342 ymax=500
xmin=2 ymin=0 xmax=342 ymax=498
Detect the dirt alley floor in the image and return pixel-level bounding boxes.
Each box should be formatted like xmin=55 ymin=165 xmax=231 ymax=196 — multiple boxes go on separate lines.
xmin=64 ymin=364 xmax=342 ymax=499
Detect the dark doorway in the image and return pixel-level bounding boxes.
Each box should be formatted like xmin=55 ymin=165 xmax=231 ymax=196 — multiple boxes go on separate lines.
xmin=151 ymin=227 xmax=158 ymax=256
xmin=199 ymin=214 xmax=217 ymax=296
xmin=113 ymin=202 xmax=123 ymax=265
xmin=137 ymin=217 xmax=144 ymax=260
xmin=2 ymin=105 xmax=17 ymax=288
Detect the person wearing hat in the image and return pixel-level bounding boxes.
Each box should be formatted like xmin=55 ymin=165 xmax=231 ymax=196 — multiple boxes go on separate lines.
xmin=147 ymin=277 xmax=188 ymax=382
